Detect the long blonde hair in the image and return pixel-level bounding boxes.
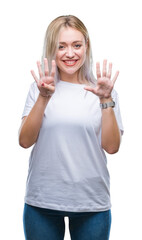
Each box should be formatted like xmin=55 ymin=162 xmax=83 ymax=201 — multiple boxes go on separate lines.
xmin=42 ymin=15 xmax=96 ymax=84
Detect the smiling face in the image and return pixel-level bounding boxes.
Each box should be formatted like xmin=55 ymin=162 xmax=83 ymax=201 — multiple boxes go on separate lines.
xmin=56 ymin=27 xmax=87 ymax=82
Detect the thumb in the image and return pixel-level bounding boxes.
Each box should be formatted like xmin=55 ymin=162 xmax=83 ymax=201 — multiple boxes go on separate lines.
xmin=84 ymin=86 xmax=97 ymax=95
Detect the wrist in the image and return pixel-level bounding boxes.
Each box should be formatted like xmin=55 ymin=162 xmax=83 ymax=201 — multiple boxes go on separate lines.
xmin=39 ymin=93 xmax=51 ymax=99
xmin=100 ymin=97 xmax=115 ymax=109
xmin=39 ymin=93 xmax=51 ymax=103
xmin=100 ymin=97 xmax=112 ymax=104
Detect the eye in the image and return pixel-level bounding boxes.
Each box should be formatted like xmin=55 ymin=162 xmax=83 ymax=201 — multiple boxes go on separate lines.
xmin=58 ymin=45 xmax=65 ymax=50
xmin=74 ymin=44 xmax=82 ymax=49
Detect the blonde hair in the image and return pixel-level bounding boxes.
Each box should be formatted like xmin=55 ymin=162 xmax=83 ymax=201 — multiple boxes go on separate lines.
xmin=42 ymin=15 xmax=96 ymax=84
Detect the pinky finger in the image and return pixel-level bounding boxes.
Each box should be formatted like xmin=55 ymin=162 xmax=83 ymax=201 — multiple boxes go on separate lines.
xmin=31 ymin=70 xmax=39 ymax=84
xmin=112 ymin=71 xmax=119 ymax=85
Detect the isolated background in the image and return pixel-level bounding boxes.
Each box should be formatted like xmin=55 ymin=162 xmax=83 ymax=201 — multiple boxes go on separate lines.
xmin=0 ymin=0 xmax=142 ymax=239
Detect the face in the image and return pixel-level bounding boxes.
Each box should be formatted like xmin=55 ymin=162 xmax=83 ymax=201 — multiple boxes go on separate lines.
xmin=56 ymin=27 xmax=87 ymax=80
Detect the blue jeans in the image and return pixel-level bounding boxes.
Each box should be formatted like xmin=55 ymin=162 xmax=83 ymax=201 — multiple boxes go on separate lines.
xmin=23 ymin=203 xmax=111 ymax=240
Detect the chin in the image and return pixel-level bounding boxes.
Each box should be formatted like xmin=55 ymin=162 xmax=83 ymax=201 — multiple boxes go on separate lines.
xmin=61 ymin=65 xmax=82 ymax=75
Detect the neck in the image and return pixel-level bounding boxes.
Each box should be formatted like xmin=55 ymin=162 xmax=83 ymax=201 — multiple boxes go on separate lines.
xmin=59 ymin=71 xmax=88 ymax=84
xmin=60 ymin=72 xmax=79 ymax=83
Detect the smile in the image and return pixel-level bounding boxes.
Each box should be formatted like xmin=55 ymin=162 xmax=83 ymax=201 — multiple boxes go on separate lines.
xmin=63 ymin=60 xmax=78 ymax=66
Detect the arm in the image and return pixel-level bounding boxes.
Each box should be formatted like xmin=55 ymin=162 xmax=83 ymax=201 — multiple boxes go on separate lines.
xmin=19 ymin=58 xmax=56 ymax=148
xmin=100 ymin=97 xmax=121 ymax=154
xmin=84 ymin=59 xmax=121 ymax=154
xmin=19 ymin=94 xmax=51 ymax=148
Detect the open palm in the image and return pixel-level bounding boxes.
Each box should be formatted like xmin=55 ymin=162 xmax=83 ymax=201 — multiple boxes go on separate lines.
xmin=31 ymin=58 xmax=56 ymax=97
xmin=84 ymin=60 xmax=119 ymax=99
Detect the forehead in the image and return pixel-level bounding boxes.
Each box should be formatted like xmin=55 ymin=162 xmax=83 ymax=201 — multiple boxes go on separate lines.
xmin=58 ymin=27 xmax=85 ymax=43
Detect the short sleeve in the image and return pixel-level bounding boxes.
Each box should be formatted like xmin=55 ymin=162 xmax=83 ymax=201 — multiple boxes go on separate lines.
xmin=22 ymin=82 xmax=39 ymax=118
xmin=112 ymin=89 xmax=124 ymax=135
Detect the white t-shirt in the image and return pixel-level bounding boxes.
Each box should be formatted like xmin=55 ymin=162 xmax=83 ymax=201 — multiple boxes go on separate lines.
xmin=22 ymin=80 xmax=124 ymax=212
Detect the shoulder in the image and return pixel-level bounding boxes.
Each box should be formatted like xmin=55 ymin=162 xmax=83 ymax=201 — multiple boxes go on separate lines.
xmin=30 ymin=81 xmax=38 ymax=91
xmin=26 ymin=82 xmax=39 ymax=102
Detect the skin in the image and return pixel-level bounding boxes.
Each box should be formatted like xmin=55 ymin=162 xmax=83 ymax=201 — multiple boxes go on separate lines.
xmin=19 ymin=27 xmax=121 ymax=153
xmin=56 ymin=27 xmax=88 ymax=83
xmin=19 ymin=59 xmax=55 ymax=148
xmin=84 ymin=60 xmax=121 ymax=153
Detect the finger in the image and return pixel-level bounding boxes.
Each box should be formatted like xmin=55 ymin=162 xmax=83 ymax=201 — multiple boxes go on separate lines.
xmin=107 ymin=62 xmax=112 ymax=78
xmin=42 ymin=82 xmax=55 ymax=92
xmin=41 ymin=77 xmax=55 ymax=86
xmin=112 ymin=71 xmax=119 ymax=85
xmin=50 ymin=60 xmax=56 ymax=78
xmin=44 ymin=58 xmax=49 ymax=76
xmin=84 ymin=86 xmax=97 ymax=95
xmin=37 ymin=61 xmax=43 ymax=78
xmin=31 ymin=70 xmax=39 ymax=84
xmin=96 ymin=62 xmax=101 ymax=79
xmin=102 ymin=59 xmax=107 ymax=77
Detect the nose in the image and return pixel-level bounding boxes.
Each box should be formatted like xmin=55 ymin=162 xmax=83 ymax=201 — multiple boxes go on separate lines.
xmin=66 ymin=47 xmax=75 ymax=58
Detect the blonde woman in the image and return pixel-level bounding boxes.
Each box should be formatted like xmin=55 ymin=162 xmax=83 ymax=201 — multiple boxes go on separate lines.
xmin=19 ymin=15 xmax=123 ymax=240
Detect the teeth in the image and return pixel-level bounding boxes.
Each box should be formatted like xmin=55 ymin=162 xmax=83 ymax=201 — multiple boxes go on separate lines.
xmin=65 ymin=61 xmax=76 ymax=63
xmin=64 ymin=60 xmax=77 ymax=65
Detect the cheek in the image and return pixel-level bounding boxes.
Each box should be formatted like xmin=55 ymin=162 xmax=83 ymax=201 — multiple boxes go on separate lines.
xmin=56 ymin=52 xmax=64 ymax=64
xmin=55 ymin=54 xmax=61 ymax=67
xmin=79 ymin=49 xmax=86 ymax=62
xmin=79 ymin=47 xmax=86 ymax=57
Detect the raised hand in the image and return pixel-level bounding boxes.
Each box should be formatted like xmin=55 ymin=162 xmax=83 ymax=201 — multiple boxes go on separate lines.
xmin=84 ymin=59 xmax=119 ymax=99
xmin=31 ymin=58 xmax=56 ymax=97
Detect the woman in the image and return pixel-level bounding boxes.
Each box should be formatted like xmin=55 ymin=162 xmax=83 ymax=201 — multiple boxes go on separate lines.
xmin=19 ymin=15 xmax=123 ymax=240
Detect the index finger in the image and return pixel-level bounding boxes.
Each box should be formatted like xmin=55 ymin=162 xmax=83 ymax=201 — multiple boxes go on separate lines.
xmin=96 ymin=62 xmax=101 ymax=79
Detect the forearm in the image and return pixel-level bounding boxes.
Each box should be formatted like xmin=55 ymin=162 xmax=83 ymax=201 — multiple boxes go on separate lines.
xmin=19 ymin=94 xmax=51 ymax=148
xmin=101 ymin=98 xmax=121 ymax=154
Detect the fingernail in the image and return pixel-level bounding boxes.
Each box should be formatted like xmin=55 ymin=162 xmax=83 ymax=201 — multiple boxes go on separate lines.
xmin=42 ymin=83 xmax=44 ymax=86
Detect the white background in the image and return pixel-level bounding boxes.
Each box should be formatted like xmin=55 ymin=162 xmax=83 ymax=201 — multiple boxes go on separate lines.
xmin=0 ymin=0 xmax=142 ymax=239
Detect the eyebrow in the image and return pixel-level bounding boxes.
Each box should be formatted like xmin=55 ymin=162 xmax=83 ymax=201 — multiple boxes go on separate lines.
xmin=59 ymin=41 xmax=83 ymax=44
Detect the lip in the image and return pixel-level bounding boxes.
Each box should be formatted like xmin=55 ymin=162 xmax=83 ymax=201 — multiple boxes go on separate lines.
xmin=62 ymin=59 xmax=78 ymax=66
